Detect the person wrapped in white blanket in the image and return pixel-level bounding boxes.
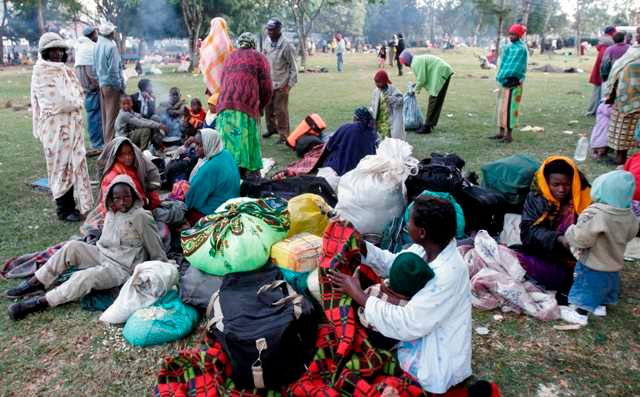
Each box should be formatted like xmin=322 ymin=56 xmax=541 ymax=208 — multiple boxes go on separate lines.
xmin=329 ymin=196 xmax=472 ymax=394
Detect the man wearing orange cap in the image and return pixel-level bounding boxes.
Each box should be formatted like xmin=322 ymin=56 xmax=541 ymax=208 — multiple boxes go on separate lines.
xmin=492 ymin=23 xmax=528 ymax=143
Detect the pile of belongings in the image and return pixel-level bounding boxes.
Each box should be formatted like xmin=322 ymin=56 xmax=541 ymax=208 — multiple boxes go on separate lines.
xmin=459 ymin=231 xmax=560 ymax=321
xmin=155 ymin=220 xmax=427 ymax=396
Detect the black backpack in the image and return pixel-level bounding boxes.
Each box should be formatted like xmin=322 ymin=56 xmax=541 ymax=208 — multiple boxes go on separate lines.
xmin=240 ymin=176 xmax=338 ymax=207
xmin=405 ymin=153 xmax=465 ymax=202
xmin=453 ymin=183 xmax=507 ymax=236
xmin=207 ymin=265 xmax=318 ymax=390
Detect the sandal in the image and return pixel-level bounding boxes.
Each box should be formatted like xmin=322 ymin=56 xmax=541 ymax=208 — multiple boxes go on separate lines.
xmin=488 ymin=135 xmax=504 ymax=140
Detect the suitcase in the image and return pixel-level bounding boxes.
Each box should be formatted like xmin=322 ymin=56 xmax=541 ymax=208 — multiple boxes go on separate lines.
xmin=454 ymin=184 xmax=507 ymax=236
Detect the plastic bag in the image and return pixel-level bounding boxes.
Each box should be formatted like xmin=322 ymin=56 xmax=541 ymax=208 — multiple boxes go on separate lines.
xmin=100 ymin=261 xmax=179 ymax=324
xmin=316 ymin=167 xmax=340 ymax=192
xmin=287 ymin=193 xmax=332 ymax=237
xmin=335 ymin=138 xmax=418 ymax=235
xmin=123 ymin=289 xmax=199 ymax=347
xmin=403 ymin=82 xmax=424 ymax=131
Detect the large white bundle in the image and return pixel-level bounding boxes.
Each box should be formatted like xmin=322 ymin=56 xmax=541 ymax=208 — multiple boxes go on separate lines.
xmin=100 ymin=261 xmax=179 ymax=324
xmin=335 ymin=138 xmax=418 ymax=235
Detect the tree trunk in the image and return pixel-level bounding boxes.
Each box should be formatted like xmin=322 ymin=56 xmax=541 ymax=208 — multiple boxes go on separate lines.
xmin=0 ymin=36 xmax=3 ymax=65
xmin=496 ymin=14 xmax=504 ymax=60
xmin=36 ymin=0 xmax=46 ymax=34
xmin=181 ymin=0 xmax=203 ymax=72
xmin=521 ymin=0 xmax=532 ymax=26
xmin=575 ymin=0 xmax=582 ymax=56
xmin=293 ymin=9 xmax=307 ymax=67
xmin=473 ymin=14 xmax=483 ymax=47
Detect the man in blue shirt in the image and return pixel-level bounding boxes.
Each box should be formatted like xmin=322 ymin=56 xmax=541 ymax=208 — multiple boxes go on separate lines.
xmin=94 ymin=21 xmax=124 ymax=144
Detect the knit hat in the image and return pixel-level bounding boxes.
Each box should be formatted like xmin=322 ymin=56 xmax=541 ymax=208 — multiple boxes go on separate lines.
xmin=354 ymin=106 xmax=374 ymax=128
xmin=38 ymin=32 xmax=68 ymax=54
xmin=591 ymin=170 xmax=636 ymax=209
xmin=604 ymin=26 xmax=617 ymax=35
xmin=98 ymin=21 xmax=116 ymax=36
xmin=398 ymin=49 xmax=413 ymax=66
xmin=508 ymin=24 xmax=527 ymax=38
xmin=374 ymin=69 xmax=392 ymax=85
xmin=207 ymin=92 xmax=220 ymax=106
xmin=83 ymin=26 xmax=96 ymax=37
xmin=389 ymin=252 xmax=435 ymax=298
xmin=266 ymin=19 xmax=282 ymax=30
xmin=237 ymin=32 xmax=257 ymax=49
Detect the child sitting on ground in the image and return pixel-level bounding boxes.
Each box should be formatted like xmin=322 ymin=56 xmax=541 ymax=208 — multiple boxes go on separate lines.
xmin=7 ymin=175 xmax=168 ymax=320
xmin=115 ymin=95 xmax=168 ymax=151
xmin=560 ymin=170 xmax=639 ymax=325
xmin=185 ymin=98 xmax=207 ymax=130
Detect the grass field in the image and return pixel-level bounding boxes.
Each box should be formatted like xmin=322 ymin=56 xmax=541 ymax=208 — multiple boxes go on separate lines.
xmin=1 ymin=48 xmax=639 ymax=396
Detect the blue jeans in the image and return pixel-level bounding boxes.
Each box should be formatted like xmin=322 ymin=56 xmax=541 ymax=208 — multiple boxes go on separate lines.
xmin=85 ymin=90 xmax=103 ymax=149
xmin=568 ymin=262 xmax=620 ymax=312
xmin=337 ymin=53 xmax=344 ymax=72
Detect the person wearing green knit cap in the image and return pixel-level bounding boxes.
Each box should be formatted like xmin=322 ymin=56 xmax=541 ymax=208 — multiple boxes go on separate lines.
xmin=388 ymin=252 xmax=435 ymax=298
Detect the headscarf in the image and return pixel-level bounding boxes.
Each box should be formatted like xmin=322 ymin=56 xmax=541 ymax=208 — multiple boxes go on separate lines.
xmin=98 ymin=21 xmax=116 ymax=36
xmin=508 ymin=24 xmax=527 ymax=38
xmin=83 ymin=26 xmax=96 ymax=37
xmin=604 ymin=26 xmax=617 ymax=36
xmin=207 ymin=92 xmax=220 ymax=107
xmin=237 ymin=32 xmax=257 ymax=49
xmin=354 ymin=106 xmax=374 ymax=128
xmin=374 ymin=69 xmax=392 ymax=86
xmin=533 ymin=156 xmax=592 ymax=224
xmin=200 ymin=128 xmax=224 ymax=159
xmin=199 ymin=17 xmax=234 ymax=96
xmin=398 ymin=49 xmax=413 ymax=66
xmin=591 ymin=170 xmax=636 ymax=209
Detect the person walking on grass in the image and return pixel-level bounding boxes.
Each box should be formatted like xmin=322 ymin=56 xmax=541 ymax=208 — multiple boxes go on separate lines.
xmin=74 ymin=26 xmax=103 ymax=155
xmin=395 ymin=33 xmax=406 ymax=76
xmin=94 ymin=21 xmax=124 ymax=144
xmin=31 ymin=32 xmax=94 ymax=223
xmin=398 ymin=49 xmax=454 ymax=134
xmin=491 ymin=24 xmax=528 ymax=143
xmin=263 ymin=19 xmax=298 ymax=144
xmin=336 ymin=33 xmax=346 ymax=72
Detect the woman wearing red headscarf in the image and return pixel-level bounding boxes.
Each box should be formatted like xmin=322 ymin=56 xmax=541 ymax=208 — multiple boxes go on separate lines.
xmin=492 ymin=24 xmax=528 ymax=143
xmin=370 ymin=70 xmax=405 ymax=140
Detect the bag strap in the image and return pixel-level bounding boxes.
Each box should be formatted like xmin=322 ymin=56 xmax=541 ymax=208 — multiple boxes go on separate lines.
xmin=256 ymin=280 xmax=304 ymax=320
xmin=251 ymin=337 xmax=268 ymax=389
xmin=206 ymin=290 xmax=224 ymax=332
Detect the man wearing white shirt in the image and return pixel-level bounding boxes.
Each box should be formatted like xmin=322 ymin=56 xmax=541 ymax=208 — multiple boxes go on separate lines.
xmin=75 ymin=26 xmax=103 ymax=153
xmin=329 ymin=196 xmax=472 ymax=394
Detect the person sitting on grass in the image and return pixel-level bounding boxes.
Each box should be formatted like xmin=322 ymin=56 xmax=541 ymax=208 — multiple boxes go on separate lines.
xmin=560 ymin=170 xmax=639 ymax=326
xmin=114 ymin=95 xmax=168 ymax=151
xmin=320 ymin=106 xmax=377 ymax=176
xmin=184 ymin=97 xmax=207 ymax=130
xmin=160 ymin=87 xmax=187 ymax=140
xmin=7 ymin=174 xmax=167 ymax=320
xmin=131 ymin=78 xmax=156 ymax=119
xmin=516 ymin=156 xmax=591 ymax=304
xmin=184 ymin=129 xmax=241 ymax=225
xmin=328 ymin=196 xmax=471 ymax=394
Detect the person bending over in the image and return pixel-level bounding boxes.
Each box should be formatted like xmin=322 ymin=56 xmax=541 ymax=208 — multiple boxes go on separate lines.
xmin=7 ymin=175 xmax=167 ymax=320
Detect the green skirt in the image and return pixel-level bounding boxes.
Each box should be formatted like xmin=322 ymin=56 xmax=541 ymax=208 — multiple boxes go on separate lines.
xmin=216 ymin=110 xmax=263 ymax=172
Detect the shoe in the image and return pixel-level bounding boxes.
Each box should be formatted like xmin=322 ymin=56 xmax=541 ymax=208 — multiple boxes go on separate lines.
xmin=262 ymin=130 xmax=277 ymax=138
xmin=416 ymin=125 xmax=432 ymax=134
xmin=8 ymin=296 xmax=48 ymax=321
xmin=63 ymin=212 xmax=82 ymax=223
xmin=560 ymin=306 xmax=588 ymax=326
xmin=488 ymin=135 xmax=504 ymax=140
xmin=86 ymin=148 xmax=102 ymax=157
xmin=6 ymin=279 xmax=45 ymax=299
xmin=593 ymin=305 xmax=607 ymax=317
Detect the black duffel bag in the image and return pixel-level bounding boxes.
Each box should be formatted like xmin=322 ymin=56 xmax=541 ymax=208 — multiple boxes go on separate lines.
xmin=405 ymin=153 xmax=465 ymax=202
xmin=454 ymin=183 xmax=507 ymax=236
xmin=240 ymin=175 xmax=338 ymax=207
xmin=207 ymin=265 xmax=318 ymax=390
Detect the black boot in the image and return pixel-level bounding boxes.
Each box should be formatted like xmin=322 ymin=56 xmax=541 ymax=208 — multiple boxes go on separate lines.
xmin=416 ymin=125 xmax=433 ymax=134
xmin=8 ymin=296 xmax=49 ymax=321
xmin=55 ymin=197 xmax=66 ymax=221
xmin=6 ymin=277 xmax=45 ymax=299
xmin=59 ymin=188 xmax=81 ymax=223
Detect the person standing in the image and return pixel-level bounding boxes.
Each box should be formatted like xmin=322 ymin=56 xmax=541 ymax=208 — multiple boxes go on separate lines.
xmin=398 ymin=49 xmax=454 ymax=134
xmin=600 ymin=32 xmax=630 ymax=83
xmin=199 ymin=17 xmax=234 ymax=97
xmin=585 ymin=26 xmax=616 ymax=116
xmin=74 ymin=26 xmax=103 ymax=155
xmin=263 ymin=19 xmax=298 ymax=144
xmin=94 ymin=21 xmax=124 ymax=144
xmin=370 ymin=70 xmax=405 ymax=140
xmin=216 ymin=33 xmax=272 ymax=178
xmin=492 ymin=24 xmax=528 ymax=143
xmin=31 ymin=32 xmax=94 ymax=222
xmin=395 ymin=33 xmax=406 ymax=76
xmin=335 ymin=33 xmax=346 ymax=72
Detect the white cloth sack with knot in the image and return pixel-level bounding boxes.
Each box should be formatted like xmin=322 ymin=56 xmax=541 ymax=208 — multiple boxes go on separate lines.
xmin=335 ymin=138 xmax=418 ymax=235
xmin=100 ymin=260 xmax=179 ymax=324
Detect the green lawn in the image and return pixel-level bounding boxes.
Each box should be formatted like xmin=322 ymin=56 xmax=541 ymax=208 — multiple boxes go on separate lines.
xmin=1 ymin=49 xmax=639 ymax=396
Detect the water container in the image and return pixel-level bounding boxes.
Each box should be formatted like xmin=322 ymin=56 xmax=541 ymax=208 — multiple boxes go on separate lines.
xmin=574 ymin=135 xmax=589 ymax=162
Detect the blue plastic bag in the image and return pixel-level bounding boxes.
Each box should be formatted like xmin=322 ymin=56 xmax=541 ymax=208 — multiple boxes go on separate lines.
xmin=403 ymin=82 xmax=424 ymax=131
xmin=123 ymin=290 xmax=199 ymax=347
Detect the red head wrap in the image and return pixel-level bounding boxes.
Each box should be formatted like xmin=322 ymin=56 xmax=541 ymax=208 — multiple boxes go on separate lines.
xmin=374 ymin=69 xmax=392 ymax=85
xmin=508 ymin=24 xmax=527 ymax=38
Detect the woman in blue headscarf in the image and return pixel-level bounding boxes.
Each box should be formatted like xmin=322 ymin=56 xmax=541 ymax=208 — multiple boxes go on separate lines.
xmin=320 ymin=106 xmax=378 ymax=176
